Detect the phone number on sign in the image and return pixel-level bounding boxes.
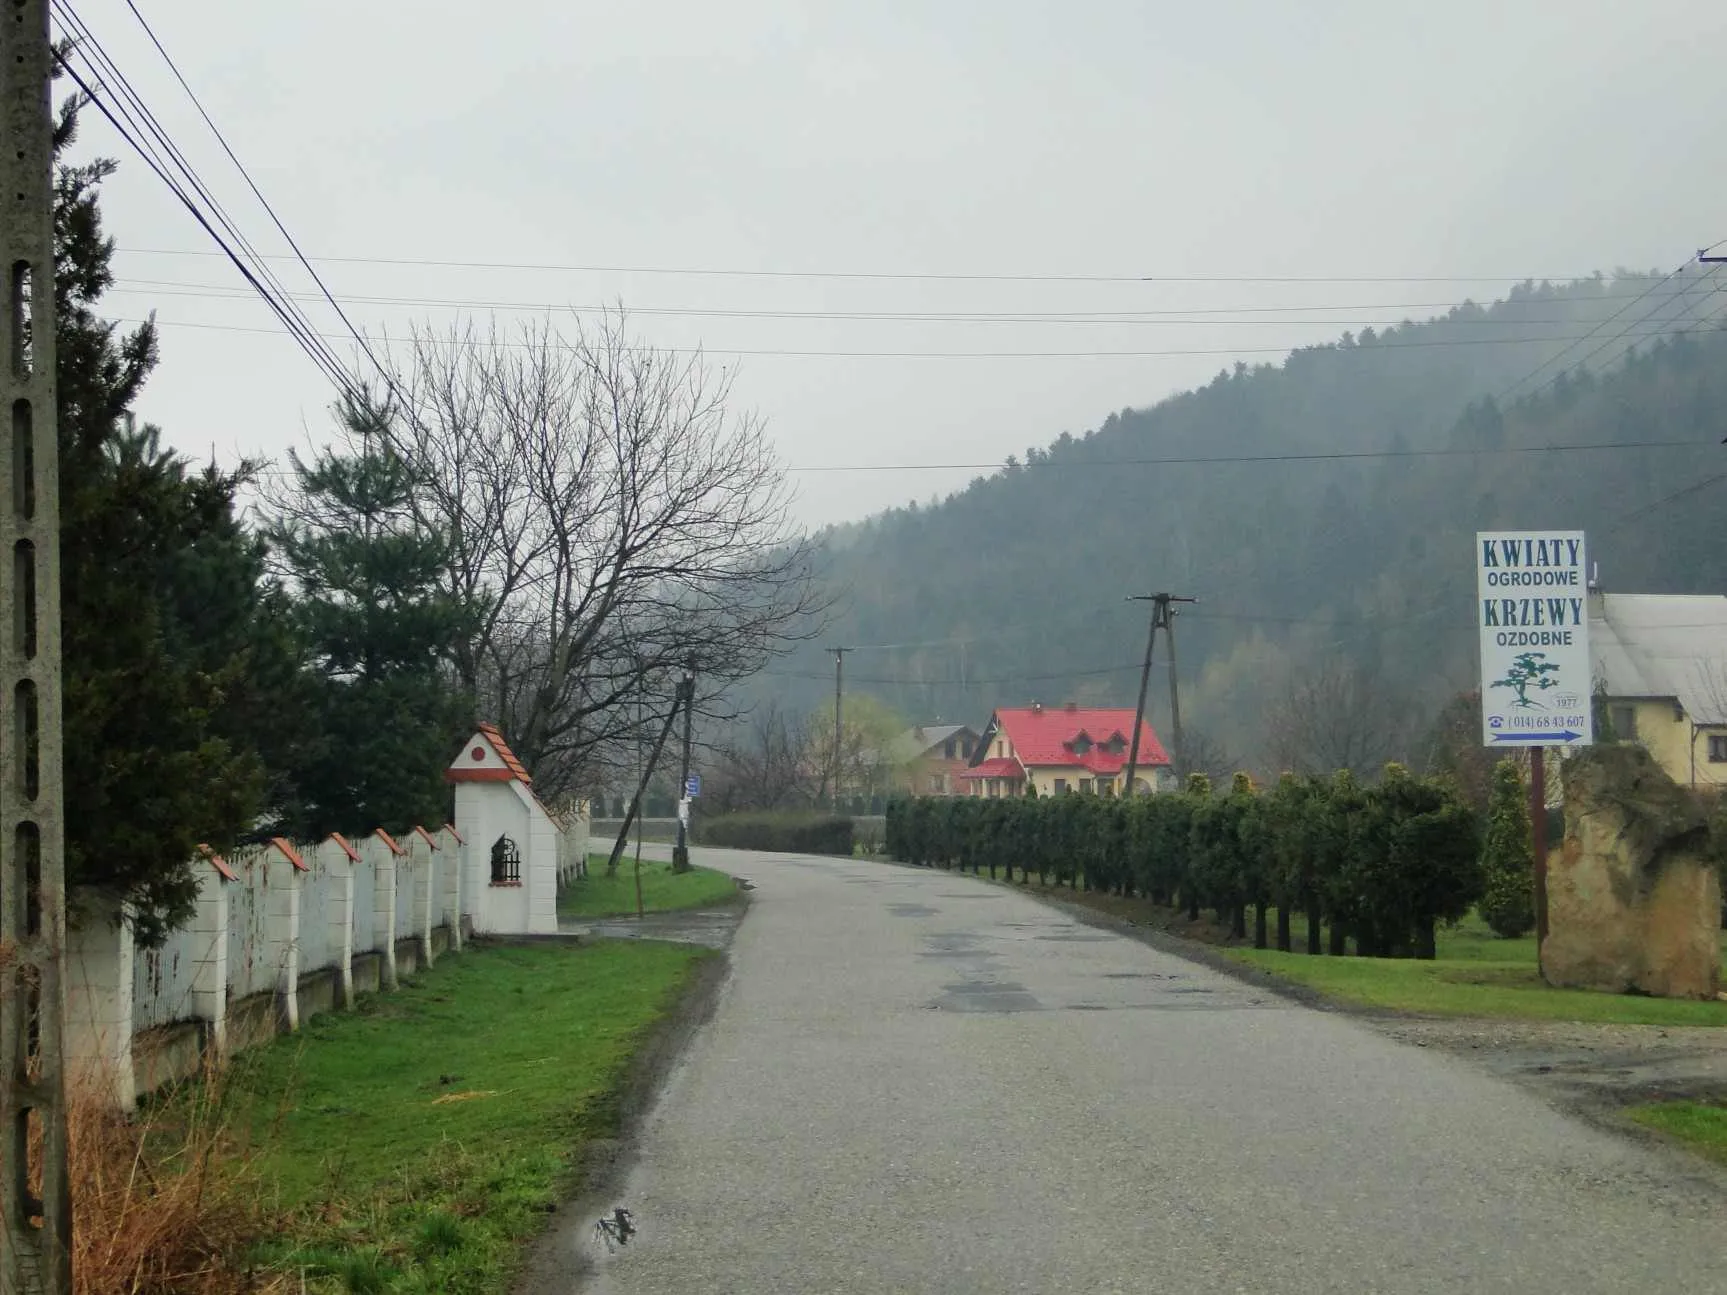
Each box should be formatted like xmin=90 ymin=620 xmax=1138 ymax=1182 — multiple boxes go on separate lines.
xmin=1493 ymin=714 xmax=1582 ymax=730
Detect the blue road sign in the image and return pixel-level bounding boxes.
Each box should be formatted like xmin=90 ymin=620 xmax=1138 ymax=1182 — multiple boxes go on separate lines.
xmin=685 ymin=775 xmax=702 ymax=798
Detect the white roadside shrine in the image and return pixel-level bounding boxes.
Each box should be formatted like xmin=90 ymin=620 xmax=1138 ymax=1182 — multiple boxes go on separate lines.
xmin=447 ymin=723 xmax=560 ymax=935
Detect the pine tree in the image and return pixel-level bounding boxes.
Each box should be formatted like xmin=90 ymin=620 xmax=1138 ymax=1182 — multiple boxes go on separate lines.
xmin=1479 ymin=758 xmax=1536 ymax=939
xmin=269 ymin=398 xmax=477 ymax=836
xmin=55 ymin=99 xmax=301 ymax=945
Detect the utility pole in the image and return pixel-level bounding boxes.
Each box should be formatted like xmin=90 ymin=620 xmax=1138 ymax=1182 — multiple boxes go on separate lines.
xmin=1 ymin=3 xmax=74 ymax=1292
xmin=829 ymin=647 xmax=848 ymax=811
xmin=672 ymin=671 xmax=696 ymax=873
xmin=607 ymin=683 xmax=686 ymax=877
xmin=1123 ymin=593 xmax=1196 ymax=795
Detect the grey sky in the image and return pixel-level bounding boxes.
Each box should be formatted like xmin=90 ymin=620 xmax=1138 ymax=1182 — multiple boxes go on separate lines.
xmin=78 ymin=0 xmax=1727 ymax=524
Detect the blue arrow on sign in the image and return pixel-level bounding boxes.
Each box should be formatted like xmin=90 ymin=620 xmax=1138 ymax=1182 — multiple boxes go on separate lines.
xmin=1493 ymin=730 xmax=1583 ymax=743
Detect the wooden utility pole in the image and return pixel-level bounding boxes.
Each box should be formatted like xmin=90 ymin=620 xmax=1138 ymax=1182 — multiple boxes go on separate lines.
xmin=1123 ymin=593 xmax=1196 ymax=794
xmin=1530 ymin=748 xmax=1549 ymax=970
xmin=829 ymin=647 xmax=848 ymax=810
xmin=1 ymin=3 xmax=74 ymax=1291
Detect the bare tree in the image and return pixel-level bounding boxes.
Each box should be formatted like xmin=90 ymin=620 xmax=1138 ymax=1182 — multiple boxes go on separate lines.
xmin=367 ymin=312 xmax=826 ymax=799
xmin=705 ymin=702 xmax=820 ymax=813
xmin=1264 ymin=658 xmax=1412 ymax=779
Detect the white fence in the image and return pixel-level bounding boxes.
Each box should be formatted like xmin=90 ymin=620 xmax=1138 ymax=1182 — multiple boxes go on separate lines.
xmin=64 ymin=809 xmax=588 ymax=1110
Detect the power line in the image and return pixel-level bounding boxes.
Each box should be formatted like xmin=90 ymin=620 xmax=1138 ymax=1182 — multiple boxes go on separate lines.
xmin=118 ymin=0 xmax=395 ymax=395
xmin=50 ymin=2 xmax=361 ymax=399
xmin=112 ymin=245 xmax=1666 ymax=285
xmin=121 ymin=313 xmax=1725 ymax=362
xmin=100 ymin=277 xmax=1708 ymax=328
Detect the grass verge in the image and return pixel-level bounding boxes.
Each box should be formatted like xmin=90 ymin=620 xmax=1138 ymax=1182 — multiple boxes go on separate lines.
xmin=970 ymin=872 xmax=1727 ymax=1026
xmin=1626 ymin=1101 xmax=1727 ymax=1161
xmin=558 ymin=858 xmax=738 ymax=919
xmin=223 ymin=939 xmax=709 ymax=1292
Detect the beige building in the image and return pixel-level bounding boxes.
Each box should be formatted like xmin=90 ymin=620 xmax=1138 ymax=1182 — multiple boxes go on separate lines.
xmin=1590 ymin=590 xmax=1727 ymax=788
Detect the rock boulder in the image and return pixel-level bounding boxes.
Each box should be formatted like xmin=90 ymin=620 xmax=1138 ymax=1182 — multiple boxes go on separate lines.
xmin=1543 ymin=744 xmax=1719 ymax=999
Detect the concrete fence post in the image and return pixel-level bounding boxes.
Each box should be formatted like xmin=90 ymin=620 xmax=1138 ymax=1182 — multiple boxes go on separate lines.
xmin=265 ymin=839 xmax=307 ymax=1031
xmin=190 ymin=849 xmax=234 ymax=1058
xmin=439 ymin=824 xmax=465 ymax=951
xmin=369 ymin=829 xmax=402 ymax=990
xmin=411 ymin=827 xmax=438 ymax=967
xmin=63 ymin=889 xmax=136 ymax=1110
xmin=322 ymin=835 xmax=359 ymax=1008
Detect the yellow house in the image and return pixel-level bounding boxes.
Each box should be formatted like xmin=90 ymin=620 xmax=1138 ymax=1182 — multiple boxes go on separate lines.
xmin=1590 ymin=590 xmax=1727 ymax=788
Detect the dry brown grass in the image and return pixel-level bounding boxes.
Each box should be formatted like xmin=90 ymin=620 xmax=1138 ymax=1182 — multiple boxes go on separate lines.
xmin=27 ymin=1064 xmax=287 ymax=1295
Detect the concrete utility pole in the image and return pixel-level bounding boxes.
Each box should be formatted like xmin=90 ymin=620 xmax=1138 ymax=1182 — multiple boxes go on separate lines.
xmin=672 ymin=670 xmax=695 ymax=873
xmin=1 ymin=3 xmax=74 ymax=1291
xmin=829 ymin=647 xmax=848 ymax=811
xmin=1123 ymin=593 xmax=1196 ymax=795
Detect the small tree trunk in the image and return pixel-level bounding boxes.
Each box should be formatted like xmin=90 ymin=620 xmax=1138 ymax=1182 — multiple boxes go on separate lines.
xmin=1255 ymin=902 xmax=1269 ymax=950
xmin=1306 ymin=896 xmax=1323 ymax=955
xmin=1186 ymin=890 xmax=1200 ymax=921
xmin=1275 ymin=905 xmax=1292 ymax=953
xmin=1327 ymin=924 xmax=1347 ymax=956
xmin=1414 ymin=918 xmax=1437 ymax=960
xmin=1231 ymin=904 xmax=1247 ymax=940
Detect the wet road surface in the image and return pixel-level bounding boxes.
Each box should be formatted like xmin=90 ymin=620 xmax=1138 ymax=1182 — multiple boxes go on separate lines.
xmin=562 ymin=849 xmax=1727 ymax=1294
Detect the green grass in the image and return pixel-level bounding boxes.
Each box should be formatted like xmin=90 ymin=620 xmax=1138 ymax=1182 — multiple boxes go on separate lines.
xmin=224 ymin=940 xmax=709 ymax=1293
xmin=1225 ymin=914 xmax=1727 ymax=1026
xmin=557 ymin=858 xmax=738 ymax=918
xmin=1627 ymin=1101 xmax=1727 ymax=1161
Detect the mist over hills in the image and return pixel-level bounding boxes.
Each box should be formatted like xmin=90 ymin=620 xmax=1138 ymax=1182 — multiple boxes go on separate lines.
xmin=754 ymin=272 xmax=1727 ymax=771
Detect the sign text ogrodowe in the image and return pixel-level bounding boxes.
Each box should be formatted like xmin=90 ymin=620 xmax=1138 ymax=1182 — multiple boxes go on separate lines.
xmin=1476 ymin=530 xmax=1594 ymax=748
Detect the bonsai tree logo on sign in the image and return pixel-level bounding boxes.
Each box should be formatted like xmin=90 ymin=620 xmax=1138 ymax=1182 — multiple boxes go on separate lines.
xmin=1492 ymin=651 xmax=1561 ymax=709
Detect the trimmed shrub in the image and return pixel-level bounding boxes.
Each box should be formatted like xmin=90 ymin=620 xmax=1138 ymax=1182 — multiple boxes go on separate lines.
xmin=1478 ymin=759 xmax=1536 ymax=938
xmin=696 ymin=812 xmax=854 ymax=856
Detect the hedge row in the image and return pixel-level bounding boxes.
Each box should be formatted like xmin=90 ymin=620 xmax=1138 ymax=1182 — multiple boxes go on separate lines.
xmin=695 ymin=811 xmax=855 ymax=856
xmin=886 ymin=766 xmax=1484 ymax=960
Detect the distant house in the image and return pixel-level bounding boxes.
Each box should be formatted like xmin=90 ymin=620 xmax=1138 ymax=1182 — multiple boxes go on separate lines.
xmin=959 ymin=703 xmax=1174 ymax=798
xmin=1590 ymin=589 xmax=1727 ymax=787
xmin=889 ymin=724 xmax=982 ymax=796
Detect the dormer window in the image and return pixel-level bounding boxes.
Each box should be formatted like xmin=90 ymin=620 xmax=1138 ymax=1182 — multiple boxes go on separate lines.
xmin=1103 ymin=735 xmax=1126 ymax=756
xmin=1070 ymin=734 xmax=1092 ymax=756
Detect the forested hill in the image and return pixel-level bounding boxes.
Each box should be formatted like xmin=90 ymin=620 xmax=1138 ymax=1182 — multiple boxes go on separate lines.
xmin=762 ymin=274 xmax=1727 ymax=771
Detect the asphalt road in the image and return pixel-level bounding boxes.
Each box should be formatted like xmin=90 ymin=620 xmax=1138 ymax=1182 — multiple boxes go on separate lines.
xmin=569 ymin=849 xmax=1727 ymax=1294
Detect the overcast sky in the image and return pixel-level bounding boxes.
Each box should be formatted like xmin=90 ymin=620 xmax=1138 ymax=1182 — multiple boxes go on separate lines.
xmin=70 ymin=0 xmax=1727 ymax=525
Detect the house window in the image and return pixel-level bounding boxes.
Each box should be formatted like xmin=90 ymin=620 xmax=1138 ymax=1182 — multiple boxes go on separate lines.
xmin=1104 ymin=736 xmax=1125 ymax=755
xmin=961 ymin=740 xmax=973 ymax=759
xmin=1053 ymin=778 xmax=1069 ymax=795
xmin=1079 ymin=779 xmax=1093 ymax=795
xmin=1070 ymin=735 xmax=1092 ymax=755
xmin=988 ymin=778 xmax=1001 ymax=798
xmin=929 ymin=773 xmax=946 ymax=794
xmin=489 ymin=834 xmax=522 ymax=885
xmin=1610 ymin=705 xmax=1637 ymax=741
xmin=996 ymin=740 xmax=1005 ymax=759
xmin=1710 ymin=735 xmax=1727 ymax=764
xmin=943 ymin=739 xmax=956 ymax=759
xmin=1096 ymin=778 xmax=1114 ymax=796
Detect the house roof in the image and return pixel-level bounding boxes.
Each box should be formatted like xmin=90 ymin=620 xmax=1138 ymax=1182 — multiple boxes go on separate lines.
xmin=447 ymin=723 xmax=534 ymax=784
xmin=1592 ymin=593 xmax=1727 ymax=725
xmin=985 ymin=706 xmax=1171 ymax=774
xmin=889 ymin=723 xmax=979 ymax=763
xmin=958 ymin=757 xmax=1026 ymax=780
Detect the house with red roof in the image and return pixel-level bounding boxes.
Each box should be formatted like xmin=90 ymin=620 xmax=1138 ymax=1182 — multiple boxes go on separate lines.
xmin=959 ymin=702 xmax=1174 ymax=798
